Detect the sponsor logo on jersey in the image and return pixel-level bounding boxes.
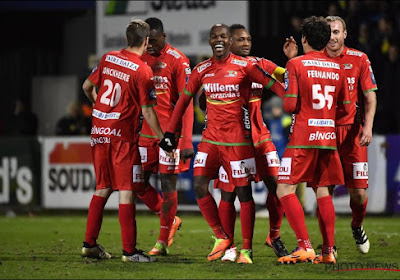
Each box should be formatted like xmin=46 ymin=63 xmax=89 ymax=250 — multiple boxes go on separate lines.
xmin=308 ymin=131 xmax=336 ymax=141
xmin=203 ymin=83 xmax=239 ymax=93
xmin=105 ymin=55 xmax=139 ymax=71
xmin=92 ymin=109 xmax=121 ymax=120
xmin=251 ymin=82 xmax=263 ymax=89
xmin=346 ymin=50 xmax=363 ymax=57
xmin=230 ymin=158 xmax=256 ymax=178
xmin=353 ymin=162 xmax=368 ymax=179
xmin=159 ymin=148 xmax=179 ymax=166
xmin=193 ymin=152 xmax=208 ymax=167
xmin=91 ymin=126 xmax=122 ymax=137
xmin=231 ymin=58 xmax=248 ymax=67
xmin=266 ymin=151 xmax=280 ymax=167
xmin=166 ymin=49 xmax=181 ymax=59
xmin=90 ymin=137 xmax=111 ymax=147
xmin=205 ymin=73 xmax=215 ymax=77
xmin=148 ymin=88 xmax=157 ymax=100
xmin=284 ymin=70 xmax=289 ymax=90
xmin=370 ymin=73 xmax=376 ymax=85
xmin=132 ymin=165 xmax=144 ymax=183
xmin=155 ymin=61 xmax=167 ymax=69
xmin=218 ymin=166 xmax=229 ymax=183
xmin=224 ymin=70 xmax=237 ymax=77
xmin=308 ymin=119 xmax=335 ymax=127
xmin=197 ymin=62 xmax=212 ymax=73
xmin=343 ymin=63 xmax=353 ymax=69
xmin=278 ymin=157 xmax=291 ymax=175
xmin=138 ymin=147 xmax=147 ymax=163
xmin=302 ymin=60 xmax=340 ymax=69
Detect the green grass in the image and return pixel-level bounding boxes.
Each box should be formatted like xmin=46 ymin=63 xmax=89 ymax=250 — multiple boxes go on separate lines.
xmin=0 ymin=213 xmax=399 ymax=279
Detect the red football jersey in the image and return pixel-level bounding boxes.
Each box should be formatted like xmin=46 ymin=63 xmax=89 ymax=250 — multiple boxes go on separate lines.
xmin=88 ymin=49 xmax=156 ymax=143
xmin=177 ymin=53 xmax=277 ymax=146
xmin=284 ymin=51 xmax=350 ymax=149
xmin=323 ymin=47 xmax=378 ymax=125
xmin=247 ymin=56 xmax=278 ymax=146
xmin=140 ymin=44 xmax=193 ymax=148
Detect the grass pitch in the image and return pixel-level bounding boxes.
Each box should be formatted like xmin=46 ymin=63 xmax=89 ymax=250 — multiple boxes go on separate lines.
xmin=0 ymin=213 xmax=399 ymax=279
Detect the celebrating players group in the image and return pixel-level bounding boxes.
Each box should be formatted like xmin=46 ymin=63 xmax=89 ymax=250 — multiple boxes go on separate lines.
xmin=80 ymin=14 xmax=377 ymax=264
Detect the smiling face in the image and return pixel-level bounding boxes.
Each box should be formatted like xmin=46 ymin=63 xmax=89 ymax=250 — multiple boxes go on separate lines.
xmin=230 ymin=28 xmax=252 ymax=57
xmin=146 ymin=29 xmax=166 ymax=56
xmin=209 ymin=24 xmax=231 ymax=60
xmin=326 ymin=20 xmax=347 ymax=53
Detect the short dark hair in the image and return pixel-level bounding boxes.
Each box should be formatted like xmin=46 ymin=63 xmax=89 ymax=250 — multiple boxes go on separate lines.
xmin=145 ymin=17 xmax=164 ymax=33
xmin=301 ymin=16 xmax=331 ymax=51
xmin=126 ymin=19 xmax=150 ymax=47
xmin=229 ymin=24 xmax=246 ymax=34
xmin=210 ymin=23 xmax=230 ymax=37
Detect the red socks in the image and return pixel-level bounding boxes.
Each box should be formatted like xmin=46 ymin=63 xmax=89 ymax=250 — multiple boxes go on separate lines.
xmin=158 ymin=191 xmax=178 ymax=244
xmin=240 ymin=200 xmax=255 ymax=250
xmin=350 ymin=197 xmax=368 ymax=228
xmin=196 ymin=193 xmax=227 ymax=239
xmin=119 ymin=203 xmax=136 ymax=254
xmin=280 ymin=193 xmax=312 ymax=249
xmin=137 ymin=184 xmax=162 ymax=215
xmin=218 ymin=200 xmax=236 ymax=241
xmin=266 ymin=193 xmax=283 ymax=240
xmin=85 ymin=195 xmax=107 ymax=246
xmin=317 ymin=196 xmax=335 ymax=251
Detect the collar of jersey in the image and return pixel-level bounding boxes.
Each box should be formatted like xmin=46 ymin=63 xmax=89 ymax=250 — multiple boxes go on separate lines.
xmin=121 ymin=48 xmax=141 ymax=59
xmin=211 ymin=52 xmax=232 ymax=64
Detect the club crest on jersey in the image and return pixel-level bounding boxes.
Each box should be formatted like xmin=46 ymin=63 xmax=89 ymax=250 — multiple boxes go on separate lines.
xmin=155 ymin=61 xmax=167 ymax=69
xmin=225 ymin=70 xmax=237 ymax=77
xmin=343 ymin=63 xmax=353 ymax=69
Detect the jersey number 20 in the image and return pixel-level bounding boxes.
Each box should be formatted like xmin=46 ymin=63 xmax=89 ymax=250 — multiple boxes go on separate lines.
xmin=100 ymin=79 xmax=121 ymax=107
xmin=312 ymin=84 xmax=335 ymax=110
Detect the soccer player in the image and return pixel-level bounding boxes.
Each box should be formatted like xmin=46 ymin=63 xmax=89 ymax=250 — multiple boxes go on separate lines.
xmin=276 ymin=16 xmax=350 ymax=264
xmin=285 ymin=16 xmax=378 ymax=255
xmin=81 ymin=19 xmax=164 ymax=263
xmin=214 ymin=24 xmax=289 ymax=262
xmin=160 ymin=23 xmax=285 ymax=264
xmin=136 ymin=17 xmax=194 ymax=256
xmin=324 ymin=16 xmax=377 ymax=254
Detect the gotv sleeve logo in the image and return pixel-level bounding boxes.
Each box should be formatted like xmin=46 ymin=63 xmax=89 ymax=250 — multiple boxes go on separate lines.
xmin=353 ymin=162 xmax=368 ymax=179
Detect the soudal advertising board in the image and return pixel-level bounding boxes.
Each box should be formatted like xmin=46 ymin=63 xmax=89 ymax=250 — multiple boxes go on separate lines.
xmin=42 ymin=137 xmax=118 ymax=209
xmin=96 ymin=1 xmax=248 ymax=57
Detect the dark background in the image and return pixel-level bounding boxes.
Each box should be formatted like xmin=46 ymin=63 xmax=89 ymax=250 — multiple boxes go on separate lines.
xmin=1 ymin=0 xmax=399 ymax=135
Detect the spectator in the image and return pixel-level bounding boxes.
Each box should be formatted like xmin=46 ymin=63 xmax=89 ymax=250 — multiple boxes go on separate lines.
xmin=55 ymin=101 xmax=91 ymax=135
xmin=8 ymin=98 xmax=38 ymax=136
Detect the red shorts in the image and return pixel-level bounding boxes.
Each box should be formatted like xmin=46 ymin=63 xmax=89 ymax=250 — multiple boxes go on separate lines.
xmin=194 ymin=141 xmax=256 ymax=190
xmin=214 ymin=141 xmax=280 ymax=192
xmin=139 ymin=137 xmax=191 ymax=174
xmin=91 ymin=137 xmax=144 ymax=191
xmin=336 ymin=124 xmax=368 ymax=188
xmin=277 ymin=148 xmax=344 ymax=187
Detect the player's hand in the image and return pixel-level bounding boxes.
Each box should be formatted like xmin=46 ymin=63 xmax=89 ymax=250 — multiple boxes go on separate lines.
xmin=159 ymin=131 xmax=176 ymax=152
xmin=181 ymin=148 xmax=195 ymax=163
xmin=283 ymin=36 xmax=298 ymax=60
xmin=359 ymin=125 xmax=372 ymax=146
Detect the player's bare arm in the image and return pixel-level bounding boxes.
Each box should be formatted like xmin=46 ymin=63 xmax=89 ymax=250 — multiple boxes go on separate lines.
xmin=82 ymin=79 xmax=97 ymax=103
xmin=360 ymin=91 xmax=377 ymax=146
